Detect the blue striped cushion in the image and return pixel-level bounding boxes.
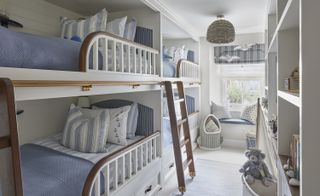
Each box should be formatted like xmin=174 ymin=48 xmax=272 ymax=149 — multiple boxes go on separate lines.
xmin=61 ymin=104 xmax=109 ymax=153
xmin=60 ymin=8 xmax=108 ymax=41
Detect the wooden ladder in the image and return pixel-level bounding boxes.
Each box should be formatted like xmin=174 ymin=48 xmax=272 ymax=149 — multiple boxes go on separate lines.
xmin=0 ymin=78 xmax=23 ymax=196
xmin=164 ymin=81 xmax=195 ymax=194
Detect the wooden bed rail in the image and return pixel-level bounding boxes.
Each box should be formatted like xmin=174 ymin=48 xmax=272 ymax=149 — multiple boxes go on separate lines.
xmin=176 ymin=59 xmax=200 ymax=79
xmin=80 ymin=31 xmax=159 ymax=76
xmin=0 ymin=78 xmax=23 ymax=196
xmin=82 ymin=131 xmax=161 ymax=196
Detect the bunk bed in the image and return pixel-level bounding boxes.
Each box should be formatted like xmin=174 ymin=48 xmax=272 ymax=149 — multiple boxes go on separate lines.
xmin=0 ymin=1 xmax=202 ymax=195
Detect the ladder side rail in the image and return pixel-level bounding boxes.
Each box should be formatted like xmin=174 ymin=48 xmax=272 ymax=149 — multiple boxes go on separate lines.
xmin=177 ymin=81 xmax=196 ymax=177
xmin=0 ymin=78 xmax=23 ymax=196
xmin=164 ymin=81 xmax=186 ymax=193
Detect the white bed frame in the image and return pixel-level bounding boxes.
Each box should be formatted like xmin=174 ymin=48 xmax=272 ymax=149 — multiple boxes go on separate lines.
xmin=83 ymin=132 xmax=161 ymax=196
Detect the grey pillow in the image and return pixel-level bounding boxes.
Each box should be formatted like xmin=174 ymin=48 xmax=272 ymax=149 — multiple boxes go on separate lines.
xmin=61 ymin=104 xmax=109 ymax=153
xmin=210 ymin=101 xmax=232 ymax=119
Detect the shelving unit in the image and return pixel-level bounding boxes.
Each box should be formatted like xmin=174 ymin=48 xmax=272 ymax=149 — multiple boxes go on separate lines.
xmin=263 ymin=0 xmax=320 ymax=195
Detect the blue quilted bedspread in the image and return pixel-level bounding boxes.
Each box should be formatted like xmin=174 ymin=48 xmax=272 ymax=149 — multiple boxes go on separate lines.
xmin=21 ymin=144 xmax=94 ymax=196
xmin=0 ymin=27 xmax=81 ymax=71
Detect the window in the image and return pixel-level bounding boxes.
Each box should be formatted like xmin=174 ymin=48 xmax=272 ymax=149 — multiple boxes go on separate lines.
xmin=222 ymin=78 xmax=262 ymax=111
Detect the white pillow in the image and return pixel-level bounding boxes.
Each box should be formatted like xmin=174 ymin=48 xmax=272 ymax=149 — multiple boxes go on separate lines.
xmin=240 ymin=104 xmax=257 ymax=124
xmin=61 ymin=104 xmax=110 ymax=153
xmin=106 ymin=16 xmax=127 ymax=37
xmin=210 ymin=101 xmax=232 ymax=119
xmin=124 ymin=18 xmax=137 ymax=41
xmin=92 ymin=103 xmax=138 ymax=139
xmin=107 ymin=105 xmax=131 ymax=145
xmin=60 ymin=8 xmax=108 ymax=41
xmin=206 ymin=119 xmax=220 ymax=132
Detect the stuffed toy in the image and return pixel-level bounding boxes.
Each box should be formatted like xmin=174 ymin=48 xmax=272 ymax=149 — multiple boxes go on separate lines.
xmin=239 ymin=149 xmax=272 ymax=186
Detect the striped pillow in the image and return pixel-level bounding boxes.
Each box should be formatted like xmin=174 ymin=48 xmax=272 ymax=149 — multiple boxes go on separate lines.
xmin=61 ymin=104 xmax=110 ymax=153
xmin=60 ymin=8 xmax=108 ymax=41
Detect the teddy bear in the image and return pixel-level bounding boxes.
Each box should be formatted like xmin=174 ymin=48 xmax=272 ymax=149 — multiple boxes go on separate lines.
xmin=239 ymin=149 xmax=273 ymax=186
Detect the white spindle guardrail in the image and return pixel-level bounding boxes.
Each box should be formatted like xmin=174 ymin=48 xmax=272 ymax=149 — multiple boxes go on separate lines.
xmin=83 ymin=132 xmax=160 ymax=196
xmin=83 ymin=32 xmax=159 ymax=76
xmin=177 ymin=59 xmax=200 ymax=80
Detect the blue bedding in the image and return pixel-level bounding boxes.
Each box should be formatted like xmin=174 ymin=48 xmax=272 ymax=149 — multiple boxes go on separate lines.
xmin=0 ymin=27 xmax=81 ymax=71
xmin=21 ymin=144 xmax=98 ymax=196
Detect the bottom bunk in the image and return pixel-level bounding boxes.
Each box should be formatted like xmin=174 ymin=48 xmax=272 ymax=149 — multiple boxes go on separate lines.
xmin=0 ymin=79 xmax=162 ymax=196
xmin=21 ymin=132 xmax=161 ymax=196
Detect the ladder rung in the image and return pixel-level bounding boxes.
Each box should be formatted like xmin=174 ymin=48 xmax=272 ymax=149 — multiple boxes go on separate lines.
xmin=183 ymin=159 xmax=193 ymax=171
xmin=174 ymin=98 xmax=184 ymax=103
xmin=177 ymin=118 xmax=187 ymax=126
xmin=180 ymin=138 xmax=190 ymax=148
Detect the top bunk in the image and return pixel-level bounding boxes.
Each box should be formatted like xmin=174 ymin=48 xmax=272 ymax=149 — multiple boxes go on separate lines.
xmin=161 ymin=15 xmax=200 ymax=83
xmin=0 ymin=0 xmax=200 ymax=93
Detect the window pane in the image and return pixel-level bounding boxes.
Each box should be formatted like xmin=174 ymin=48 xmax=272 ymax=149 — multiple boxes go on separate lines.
xmin=223 ymin=79 xmax=262 ymax=111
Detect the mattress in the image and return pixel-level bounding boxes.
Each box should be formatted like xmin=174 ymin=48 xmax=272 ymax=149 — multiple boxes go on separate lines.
xmin=21 ymin=144 xmax=97 ymax=196
xmin=33 ymin=134 xmax=146 ymax=191
xmin=0 ymin=27 xmax=148 ymax=73
xmin=0 ymin=26 xmax=81 ymax=71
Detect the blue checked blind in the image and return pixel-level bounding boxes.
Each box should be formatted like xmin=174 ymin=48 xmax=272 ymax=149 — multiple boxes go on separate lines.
xmin=214 ymin=44 xmax=265 ymax=64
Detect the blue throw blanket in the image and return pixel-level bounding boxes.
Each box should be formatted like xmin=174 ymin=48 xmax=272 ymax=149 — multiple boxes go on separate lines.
xmin=21 ymin=144 xmax=95 ymax=196
xmin=0 ymin=27 xmax=81 ymax=71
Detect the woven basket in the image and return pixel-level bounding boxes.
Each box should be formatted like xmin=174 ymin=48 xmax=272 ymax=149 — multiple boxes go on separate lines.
xmin=198 ymin=114 xmax=222 ymax=150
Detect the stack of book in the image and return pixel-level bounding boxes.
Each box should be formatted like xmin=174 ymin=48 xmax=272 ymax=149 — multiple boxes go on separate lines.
xmin=290 ymin=134 xmax=300 ymax=180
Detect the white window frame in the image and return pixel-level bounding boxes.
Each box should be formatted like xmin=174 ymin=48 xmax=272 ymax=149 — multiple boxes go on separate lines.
xmin=221 ymin=73 xmax=264 ymax=112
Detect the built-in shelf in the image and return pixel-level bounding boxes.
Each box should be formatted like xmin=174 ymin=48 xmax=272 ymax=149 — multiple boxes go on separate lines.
xmin=279 ymin=155 xmax=300 ymax=196
xmin=278 ymin=0 xmax=299 ymax=31
xmin=268 ymin=33 xmax=278 ymax=53
xmin=278 ymin=90 xmax=300 ymax=107
xmin=267 ymin=0 xmax=298 ymax=54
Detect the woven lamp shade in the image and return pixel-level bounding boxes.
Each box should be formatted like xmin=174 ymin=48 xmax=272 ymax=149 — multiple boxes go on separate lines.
xmin=206 ymin=16 xmax=235 ymax=44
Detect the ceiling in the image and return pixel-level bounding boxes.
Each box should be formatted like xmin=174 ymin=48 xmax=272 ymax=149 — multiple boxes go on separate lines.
xmin=161 ymin=0 xmax=268 ymax=36
xmin=162 ymin=16 xmax=190 ymax=39
xmin=46 ymin=0 xmax=147 ymax=15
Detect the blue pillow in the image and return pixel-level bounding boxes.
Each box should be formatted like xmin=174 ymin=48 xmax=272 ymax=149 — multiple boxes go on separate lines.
xmin=70 ymin=35 xmax=82 ymax=42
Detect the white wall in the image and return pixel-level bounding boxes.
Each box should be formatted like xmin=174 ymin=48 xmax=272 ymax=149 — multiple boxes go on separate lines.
xmin=6 ymin=0 xmax=82 ymax=37
xmin=199 ymin=32 xmax=265 ymax=120
xmin=16 ymin=97 xmax=77 ymax=144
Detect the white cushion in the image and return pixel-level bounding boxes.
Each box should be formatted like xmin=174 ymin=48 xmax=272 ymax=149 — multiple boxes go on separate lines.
xmin=107 ymin=105 xmax=131 ymax=145
xmin=211 ymin=101 xmax=232 ymax=119
xmin=240 ymin=104 xmax=257 ymax=124
xmin=124 ymin=18 xmax=137 ymax=41
xmin=60 ymin=8 xmax=108 ymax=41
xmin=206 ymin=119 xmax=220 ymax=132
xmin=61 ymin=104 xmax=109 ymax=153
xmin=93 ymin=103 xmax=138 ymax=139
xmin=106 ymin=16 xmax=127 ymax=37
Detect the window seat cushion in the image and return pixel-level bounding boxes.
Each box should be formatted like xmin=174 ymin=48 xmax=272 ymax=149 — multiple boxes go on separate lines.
xmin=219 ymin=118 xmax=255 ymax=125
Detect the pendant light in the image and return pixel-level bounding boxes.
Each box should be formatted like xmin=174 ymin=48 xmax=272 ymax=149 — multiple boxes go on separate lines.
xmin=206 ymin=15 xmax=235 ymax=44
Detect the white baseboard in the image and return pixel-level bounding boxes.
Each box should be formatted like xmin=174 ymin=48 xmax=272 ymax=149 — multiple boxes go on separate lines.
xmin=222 ymin=139 xmax=246 ymax=149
